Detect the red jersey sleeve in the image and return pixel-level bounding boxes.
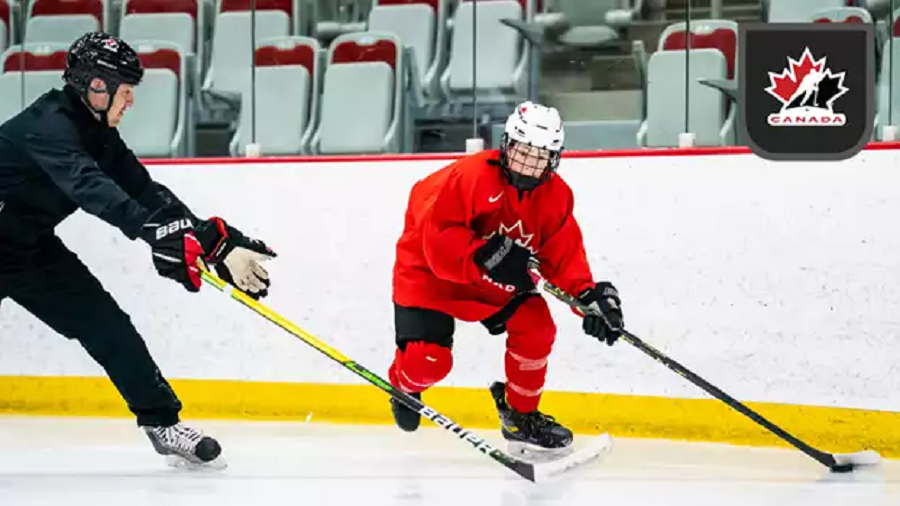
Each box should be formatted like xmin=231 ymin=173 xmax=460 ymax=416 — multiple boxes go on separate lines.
xmin=421 ymin=168 xmax=487 ymax=285
xmin=536 ymin=178 xmax=595 ymax=297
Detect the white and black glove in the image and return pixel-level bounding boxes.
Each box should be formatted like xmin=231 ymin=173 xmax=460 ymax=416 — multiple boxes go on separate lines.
xmin=195 ymin=217 xmax=276 ymax=299
xmin=578 ymin=282 xmax=624 ymax=346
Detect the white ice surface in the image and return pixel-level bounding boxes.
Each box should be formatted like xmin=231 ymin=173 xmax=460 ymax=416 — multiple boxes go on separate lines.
xmin=0 ymin=416 xmax=896 ymax=506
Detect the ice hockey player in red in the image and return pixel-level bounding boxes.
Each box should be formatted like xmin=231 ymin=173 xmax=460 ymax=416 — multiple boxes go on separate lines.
xmin=388 ymin=102 xmax=624 ymax=454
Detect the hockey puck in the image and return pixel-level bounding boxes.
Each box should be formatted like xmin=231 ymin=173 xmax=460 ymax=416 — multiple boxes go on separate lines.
xmin=831 ymin=464 xmax=853 ymax=473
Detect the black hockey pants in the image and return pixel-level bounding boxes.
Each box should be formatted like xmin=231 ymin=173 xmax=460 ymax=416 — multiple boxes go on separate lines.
xmin=0 ymin=235 xmax=181 ymax=426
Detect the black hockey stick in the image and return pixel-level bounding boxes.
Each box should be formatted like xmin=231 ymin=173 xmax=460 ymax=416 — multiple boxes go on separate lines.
xmin=198 ymin=264 xmax=608 ymax=482
xmin=529 ymin=264 xmax=881 ymax=473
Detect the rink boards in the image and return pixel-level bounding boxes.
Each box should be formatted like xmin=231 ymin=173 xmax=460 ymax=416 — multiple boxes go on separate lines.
xmin=1 ymin=145 xmax=899 ymax=457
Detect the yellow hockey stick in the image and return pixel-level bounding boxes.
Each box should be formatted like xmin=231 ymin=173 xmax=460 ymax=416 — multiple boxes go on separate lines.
xmin=197 ymin=263 xmax=610 ymax=482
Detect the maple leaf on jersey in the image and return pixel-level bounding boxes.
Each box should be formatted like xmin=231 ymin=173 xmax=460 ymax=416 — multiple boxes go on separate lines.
xmin=765 ymin=47 xmax=825 ymax=105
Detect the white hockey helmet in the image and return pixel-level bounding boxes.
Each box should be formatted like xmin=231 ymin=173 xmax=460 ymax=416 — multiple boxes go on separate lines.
xmin=499 ymin=101 xmax=565 ymax=191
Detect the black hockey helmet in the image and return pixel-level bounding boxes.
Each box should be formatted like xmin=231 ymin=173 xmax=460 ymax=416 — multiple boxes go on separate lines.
xmin=63 ymin=32 xmax=143 ymax=114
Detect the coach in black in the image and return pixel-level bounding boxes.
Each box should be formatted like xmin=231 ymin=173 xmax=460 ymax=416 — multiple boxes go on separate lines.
xmin=0 ymin=32 xmax=275 ymax=468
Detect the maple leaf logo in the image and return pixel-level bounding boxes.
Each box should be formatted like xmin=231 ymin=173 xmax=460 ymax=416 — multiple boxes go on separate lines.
xmin=764 ymin=47 xmax=849 ymax=127
xmin=483 ymin=220 xmax=538 ymax=254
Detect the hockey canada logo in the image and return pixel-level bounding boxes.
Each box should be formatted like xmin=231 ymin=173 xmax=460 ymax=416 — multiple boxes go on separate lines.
xmin=765 ymin=47 xmax=848 ymax=127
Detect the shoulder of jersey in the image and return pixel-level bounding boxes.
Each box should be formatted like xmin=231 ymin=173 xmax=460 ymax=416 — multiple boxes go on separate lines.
xmin=450 ymin=150 xmax=499 ymax=178
xmin=450 ymin=150 xmax=505 ymax=201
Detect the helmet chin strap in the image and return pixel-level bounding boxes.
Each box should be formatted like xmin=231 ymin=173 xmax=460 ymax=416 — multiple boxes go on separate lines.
xmin=83 ymin=78 xmax=120 ymax=125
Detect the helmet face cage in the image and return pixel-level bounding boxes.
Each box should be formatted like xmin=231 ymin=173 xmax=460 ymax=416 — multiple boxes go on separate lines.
xmin=499 ymin=133 xmax=562 ymax=191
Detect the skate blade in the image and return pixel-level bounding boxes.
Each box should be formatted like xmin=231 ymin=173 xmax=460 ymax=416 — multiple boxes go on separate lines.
xmin=164 ymin=454 xmax=228 ymax=471
xmin=531 ymin=433 xmax=614 ymax=483
xmin=508 ymin=441 xmax=575 ymax=463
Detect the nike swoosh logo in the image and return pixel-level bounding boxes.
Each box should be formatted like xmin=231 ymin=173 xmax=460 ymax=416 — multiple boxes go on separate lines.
xmin=489 ymin=192 xmax=503 ymax=203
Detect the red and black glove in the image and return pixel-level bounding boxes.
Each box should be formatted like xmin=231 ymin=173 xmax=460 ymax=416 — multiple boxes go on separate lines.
xmin=141 ymin=206 xmax=204 ymax=292
xmin=195 ymin=217 xmax=276 ymax=299
xmin=473 ymin=234 xmax=535 ymax=292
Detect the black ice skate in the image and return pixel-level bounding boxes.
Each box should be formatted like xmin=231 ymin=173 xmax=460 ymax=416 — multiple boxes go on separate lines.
xmin=490 ymin=381 xmax=573 ymax=458
xmin=390 ymin=392 xmax=422 ymax=432
xmin=142 ymin=422 xmax=226 ymax=469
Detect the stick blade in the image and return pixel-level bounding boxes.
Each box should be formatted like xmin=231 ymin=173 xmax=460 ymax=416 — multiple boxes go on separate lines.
xmin=531 ymin=433 xmax=613 ymax=483
xmin=832 ymin=450 xmax=882 ymax=471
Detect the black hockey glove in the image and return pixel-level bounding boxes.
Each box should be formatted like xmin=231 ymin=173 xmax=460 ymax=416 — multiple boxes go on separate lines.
xmin=473 ymin=234 xmax=535 ymax=292
xmin=141 ymin=205 xmax=204 ymax=292
xmin=195 ymin=217 xmax=276 ymax=299
xmin=578 ymin=282 xmax=624 ymax=346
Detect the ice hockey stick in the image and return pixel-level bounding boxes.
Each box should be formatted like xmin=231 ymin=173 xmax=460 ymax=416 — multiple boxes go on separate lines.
xmin=529 ymin=264 xmax=881 ymax=473
xmin=197 ymin=263 xmax=609 ymax=482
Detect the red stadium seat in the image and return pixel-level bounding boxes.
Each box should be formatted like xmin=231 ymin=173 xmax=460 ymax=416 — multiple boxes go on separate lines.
xmin=31 ymin=0 xmax=104 ymax=26
xmin=661 ymin=25 xmax=737 ymax=79
xmin=255 ymin=43 xmax=315 ymax=73
xmin=332 ymin=38 xmax=398 ymax=70
xmin=378 ymin=0 xmax=439 ymax=12
xmin=2 ymin=49 xmax=67 ymax=72
xmin=137 ymin=48 xmax=181 ymax=77
xmin=220 ymin=0 xmax=292 ymax=16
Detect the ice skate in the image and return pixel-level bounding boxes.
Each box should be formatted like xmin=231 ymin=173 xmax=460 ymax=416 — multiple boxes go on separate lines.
xmin=142 ymin=422 xmax=227 ymax=470
xmin=390 ymin=392 xmax=422 ymax=432
xmin=490 ymin=381 xmax=574 ymax=460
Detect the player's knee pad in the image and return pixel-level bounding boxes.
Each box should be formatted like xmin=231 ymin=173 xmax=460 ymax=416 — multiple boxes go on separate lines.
xmin=390 ymin=341 xmax=453 ymax=392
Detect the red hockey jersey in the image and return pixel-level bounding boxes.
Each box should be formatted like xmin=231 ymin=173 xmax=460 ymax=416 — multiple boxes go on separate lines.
xmin=392 ymin=149 xmax=595 ymax=322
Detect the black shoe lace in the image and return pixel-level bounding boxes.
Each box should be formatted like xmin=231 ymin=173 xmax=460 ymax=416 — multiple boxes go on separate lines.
xmin=518 ymin=410 xmax=557 ymax=432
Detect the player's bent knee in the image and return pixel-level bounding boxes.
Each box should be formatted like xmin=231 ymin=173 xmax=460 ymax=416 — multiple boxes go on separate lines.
xmin=507 ymin=299 xmax=557 ymax=356
xmin=396 ymin=341 xmax=453 ymax=390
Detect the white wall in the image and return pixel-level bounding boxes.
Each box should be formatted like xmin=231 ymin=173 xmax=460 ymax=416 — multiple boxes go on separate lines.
xmin=2 ymin=150 xmax=899 ymax=412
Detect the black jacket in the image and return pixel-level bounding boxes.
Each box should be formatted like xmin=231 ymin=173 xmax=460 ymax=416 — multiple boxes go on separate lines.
xmin=0 ymin=85 xmax=194 ymax=253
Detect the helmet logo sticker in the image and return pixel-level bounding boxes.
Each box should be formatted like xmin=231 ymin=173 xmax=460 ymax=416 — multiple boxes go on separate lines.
xmin=102 ymin=39 xmax=119 ymax=52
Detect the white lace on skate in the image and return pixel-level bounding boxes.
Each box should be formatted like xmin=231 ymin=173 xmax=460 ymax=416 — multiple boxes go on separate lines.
xmin=142 ymin=423 xmax=226 ymax=470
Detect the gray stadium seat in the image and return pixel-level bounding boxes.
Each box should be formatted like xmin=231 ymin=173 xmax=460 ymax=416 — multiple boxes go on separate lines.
xmin=25 ymin=15 xmax=99 ymax=45
xmin=25 ymin=0 xmax=107 ymax=45
xmin=808 ymin=6 xmax=873 ymax=23
xmin=550 ymin=0 xmax=620 ymax=48
xmin=0 ymin=71 xmax=65 ymax=123
xmin=0 ymin=73 xmax=21 ymax=123
xmin=203 ymin=7 xmax=291 ymax=95
xmin=767 ymin=0 xmax=845 ymax=22
xmin=120 ymin=14 xmax=194 ymax=55
xmin=231 ymin=36 xmax=321 ymax=156
xmin=119 ymin=0 xmax=202 ymax=60
xmin=368 ymin=0 xmax=446 ymax=99
xmin=440 ymin=0 xmax=528 ymax=103
xmin=638 ymin=20 xmax=738 ymax=147
xmin=117 ymin=42 xmax=189 ymax=157
xmin=0 ymin=0 xmax=10 ymax=53
xmin=638 ymin=48 xmax=727 ymax=147
xmin=312 ymin=32 xmax=404 ymax=154
xmin=0 ymin=44 xmax=70 ymax=124
xmin=875 ymin=12 xmax=900 ymax=140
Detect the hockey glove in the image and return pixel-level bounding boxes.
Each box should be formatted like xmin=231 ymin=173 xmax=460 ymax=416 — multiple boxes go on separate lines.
xmin=141 ymin=206 xmax=204 ymax=292
xmin=473 ymin=234 xmax=535 ymax=292
xmin=578 ymin=282 xmax=624 ymax=346
xmin=195 ymin=217 xmax=276 ymax=299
